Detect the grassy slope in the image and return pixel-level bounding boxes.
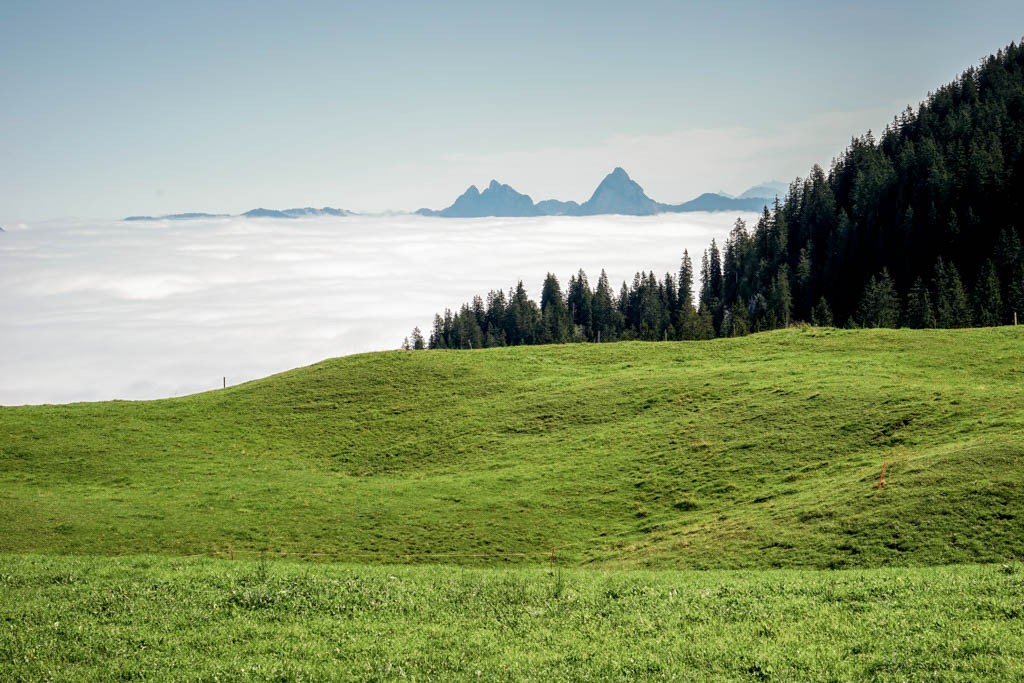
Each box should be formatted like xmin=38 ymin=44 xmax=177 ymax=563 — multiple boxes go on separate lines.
xmin=1 ymin=327 xmax=1022 ymax=569
xmin=2 ymin=555 xmax=1022 ymax=681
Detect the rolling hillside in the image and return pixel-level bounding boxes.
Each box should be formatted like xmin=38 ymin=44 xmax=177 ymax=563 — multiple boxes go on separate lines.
xmin=1 ymin=327 xmax=1022 ymax=569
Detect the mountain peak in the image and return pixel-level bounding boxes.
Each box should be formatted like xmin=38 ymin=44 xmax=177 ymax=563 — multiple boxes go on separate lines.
xmin=579 ymin=167 xmax=660 ymax=215
xmin=738 ymin=181 xmax=788 ymax=200
xmin=418 ymin=166 xmax=776 ymax=218
xmin=432 ymin=179 xmax=538 ymax=217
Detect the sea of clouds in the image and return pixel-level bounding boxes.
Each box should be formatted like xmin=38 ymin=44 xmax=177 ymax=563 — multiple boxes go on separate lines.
xmin=0 ymin=212 xmax=755 ymax=405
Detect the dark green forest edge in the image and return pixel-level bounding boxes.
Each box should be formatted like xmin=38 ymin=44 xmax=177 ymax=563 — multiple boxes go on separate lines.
xmin=413 ymin=42 xmax=1024 ymax=350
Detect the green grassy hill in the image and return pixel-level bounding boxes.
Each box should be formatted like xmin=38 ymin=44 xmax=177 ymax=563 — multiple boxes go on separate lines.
xmin=1 ymin=327 xmax=1022 ymax=569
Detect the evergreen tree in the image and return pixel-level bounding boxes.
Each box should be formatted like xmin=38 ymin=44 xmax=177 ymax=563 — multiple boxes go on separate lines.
xmin=507 ymin=281 xmax=540 ymax=345
xmin=455 ymin=304 xmax=483 ymax=349
xmin=677 ymin=250 xmax=697 ymax=339
xmin=698 ymin=250 xmax=711 ymax=313
xmin=767 ymin=265 xmax=792 ymax=329
xmin=973 ymin=259 xmax=1003 ymax=327
xmin=856 ymin=269 xmax=900 ymax=328
xmin=722 ymin=219 xmax=750 ymax=309
xmin=428 ymin=313 xmax=447 ymax=349
xmin=810 ymin=297 xmax=833 ymax=327
xmin=411 ymin=326 xmax=426 ymax=350
xmin=695 ymin=306 xmax=715 ymax=340
xmin=749 ymin=292 xmax=770 ymax=332
xmin=933 ymin=258 xmax=972 ymax=328
xmin=663 ymin=272 xmax=679 ymax=339
xmin=708 ymin=239 xmax=724 ymax=334
xmin=592 ymin=269 xmax=617 ymax=342
xmin=698 ymin=243 xmax=725 ymax=336
xmin=617 ymin=281 xmax=631 ymax=339
xmin=995 ymin=228 xmax=1022 ymax=323
xmin=540 ymin=273 xmax=573 ymax=343
xmin=725 ymin=301 xmax=750 ymax=337
xmin=484 ymin=290 xmax=508 ymax=347
xmin=905 ymin=278 xmax=936 ymax=328
xmin=639 ymin=271 xmax=665 ymax=340
xmin=566 ymin=269 xmax=594 ymax=340
xmin=1009 ymin=263 xmax=1024 ymax=325
xmin=795 ymin=243 xmax=814 ymax=320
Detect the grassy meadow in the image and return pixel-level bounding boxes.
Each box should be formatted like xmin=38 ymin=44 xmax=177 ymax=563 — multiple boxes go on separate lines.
xmin=1 ymin=326 xmax=1022 ymax=568
xmin=2 ymin=326 xmax=1023 ymax=679
xmin=2 ymin=555 xmax=1023 ymax=681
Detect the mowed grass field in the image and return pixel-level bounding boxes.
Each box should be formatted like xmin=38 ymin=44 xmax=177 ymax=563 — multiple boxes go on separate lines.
xmin=2 ymin=327 xmax=1024 ymax=680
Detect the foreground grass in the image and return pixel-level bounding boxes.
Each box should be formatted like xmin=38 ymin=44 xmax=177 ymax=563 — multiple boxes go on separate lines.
xmin=2 ymin=554 xmax=1022 ymax=681
xmin=1 ymin=327 xmax=1023 ymax=568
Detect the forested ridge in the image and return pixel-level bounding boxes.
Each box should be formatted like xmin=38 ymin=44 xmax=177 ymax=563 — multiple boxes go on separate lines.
xmin=409 ymin=40 xmax=1024 ymax=350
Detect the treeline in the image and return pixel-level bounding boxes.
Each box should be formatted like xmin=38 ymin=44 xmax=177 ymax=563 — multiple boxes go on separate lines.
xmin=405 ymin=258 xmax=711 ymax=350
xmin=405 ymin=40 xmax=1024 ymax=349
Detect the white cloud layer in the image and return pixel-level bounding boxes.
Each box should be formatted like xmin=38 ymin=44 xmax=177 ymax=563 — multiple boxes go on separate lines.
xmin=0 ymin=213 xmax=754 ymax=405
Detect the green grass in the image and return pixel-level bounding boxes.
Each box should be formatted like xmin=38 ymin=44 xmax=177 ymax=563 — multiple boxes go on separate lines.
xmin=2 ymin=327 xmax=1023 ymax=569
xmin=3 ymin=327 xmax=1024 ymax=679
xmin=2 ymin=554 xmax=1023 ymax=681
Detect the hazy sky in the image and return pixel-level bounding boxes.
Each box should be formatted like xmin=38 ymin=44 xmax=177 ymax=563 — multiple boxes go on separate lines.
xmin=3 ymin=2 xmax=1024 ymax=219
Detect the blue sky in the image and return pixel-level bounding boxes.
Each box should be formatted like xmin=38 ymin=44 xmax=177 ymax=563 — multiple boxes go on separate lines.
xmin=3 ymin=1 xmax=1024 ymax=220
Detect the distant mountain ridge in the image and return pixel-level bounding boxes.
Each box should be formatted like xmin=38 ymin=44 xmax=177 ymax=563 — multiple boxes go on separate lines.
xmin=664 ymin=193 xmax=777 ymax=213
xmin=122 ymin=172 xmax=780 ymax=222
xmin=124 ymin=207 xmax=350 ymax=222
xmin=417 ymin=181 xmax=540 ymax=218
xmin=125 ymin=212 xmax=229 ymax=221
xmin=417 ymin=168 xmax=779 ymax=217
xmin=738 ymin=181 xmax=788 ymax=199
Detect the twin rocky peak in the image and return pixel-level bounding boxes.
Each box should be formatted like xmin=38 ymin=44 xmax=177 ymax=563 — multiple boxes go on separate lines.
xmin=416 ymin=167 xmax=782 ymax=218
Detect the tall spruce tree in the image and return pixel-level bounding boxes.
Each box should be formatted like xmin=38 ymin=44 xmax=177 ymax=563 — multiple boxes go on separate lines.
xmin=428 ymin=313 xmax=447 ymax=349
xmin=934 ymin=258 xmax=972 ymax=328
xmin=411 ymin=326 xmax=426 ymax=350
xmin=592 ymin=269 xmax=617 ymax=342
xmin=485 ymin=290 xmax=508 ymax=347
xmin=973 ymin=259 xmax=1003 ymax=327
xmin=905 ymin=277 xmax=937 ymax=328
xmin=566 ymin=269 xmax=594 ymax=340
xmin=811 ymin=297 xmax=834 ymax=327
xmin=856 ymin=269 xmax=900 ymax=328
xmin=540 ymin=273 xmax=573 ymax=343
xmin=507 ymin=281 xmax=540 ymax=345
xmin=677 ymin=250 xmax=697 ymax=339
